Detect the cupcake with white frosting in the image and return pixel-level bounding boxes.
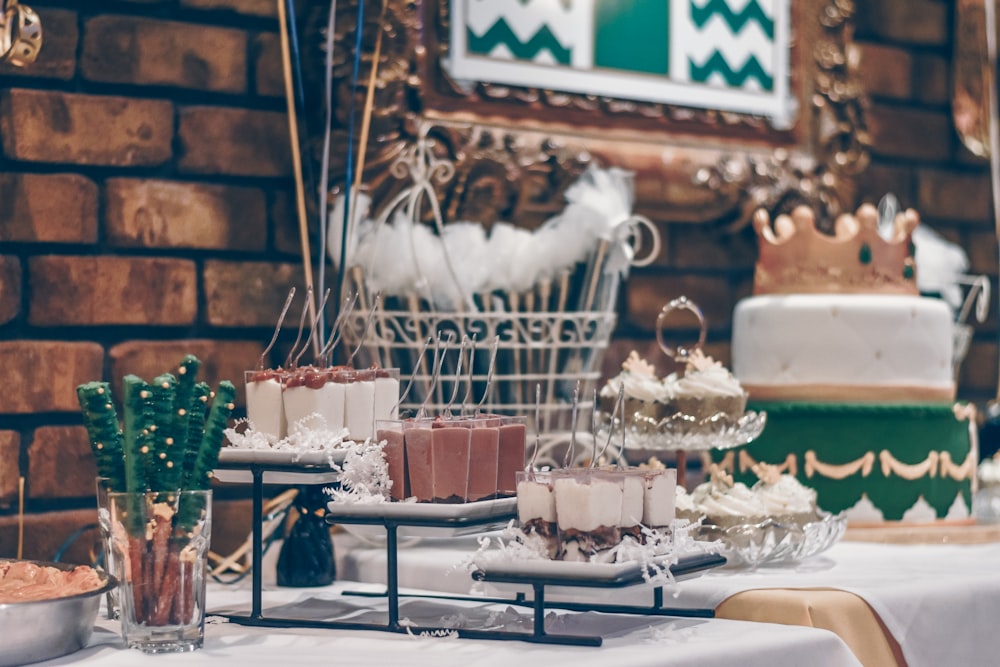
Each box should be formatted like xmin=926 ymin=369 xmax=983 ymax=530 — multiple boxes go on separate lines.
xmin=670 ymin=350 xmax=747 ymax=421
xmin=691 ymin=465 xmax=768 ymax=527
xmin=599 ymin=351 xmax=673 ymax=432
xmin=751 ymin=463 xmax=821 ymax=524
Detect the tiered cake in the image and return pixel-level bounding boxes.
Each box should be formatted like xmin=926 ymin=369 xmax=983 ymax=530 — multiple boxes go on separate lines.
xmin=720 ymin=204 xmax=977 ymax=524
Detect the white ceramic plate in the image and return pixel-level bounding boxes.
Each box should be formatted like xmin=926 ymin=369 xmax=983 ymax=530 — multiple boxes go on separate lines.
xmin=471 ymin=549 xmax=725 ymax=584
xmin=214 ymin=448 xmax=345 ymax=484
xmin=329 ymin=497 xmax=518 ymax=543
xmin=327 ymin=497 xmax=517 ymax=520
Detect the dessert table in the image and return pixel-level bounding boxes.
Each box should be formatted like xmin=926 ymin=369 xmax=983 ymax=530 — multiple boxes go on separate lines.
xmin=333 ymin=532 xmax=1000 ymax=667
xmin=35 ymin=580 xmax=863 ymax=667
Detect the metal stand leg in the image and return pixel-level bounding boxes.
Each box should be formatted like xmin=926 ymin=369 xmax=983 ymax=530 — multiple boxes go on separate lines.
xmin=386 ymin=521 xmax=399 ymax=629
xmin=251 ymin=465 xmax=263 ymax=620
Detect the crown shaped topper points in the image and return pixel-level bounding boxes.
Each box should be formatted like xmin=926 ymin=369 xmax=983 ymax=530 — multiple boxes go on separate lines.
xmin=751 ymin=203 xmax=919 ymax=296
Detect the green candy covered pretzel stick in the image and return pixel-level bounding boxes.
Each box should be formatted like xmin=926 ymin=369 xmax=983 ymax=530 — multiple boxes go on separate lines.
xmin=76 ymin=381 xmax=125 ymax=491
xmin=149 ymin=373 xmax=178 ymax=493
xmin=179 ymin=382 xmax=212 ymax=488
xmin=178 ymin=380 xmax=236 ymax=530
xmin=186 ymin=380 xmax=236 ymax=491
xmin=122 ymin=375 xmax=155 ymax=496
xmin=165 ymin=356 xmax=202 ymax=489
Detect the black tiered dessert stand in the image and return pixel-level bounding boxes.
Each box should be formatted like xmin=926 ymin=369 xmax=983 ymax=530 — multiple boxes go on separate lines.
xmin=215 ymin=459 xmax=724 ymax=647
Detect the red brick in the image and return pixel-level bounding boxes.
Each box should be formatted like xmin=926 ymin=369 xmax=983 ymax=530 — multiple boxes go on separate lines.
xmin=0 ymin=341 xmax=104 ymax=414
xmin=965 ymin=230 xmax=999 ymax=276
xmin=177 ymin=106 xmax=292 ymax=177
xmin=28 ymin=255 xmax=197 ymax=326
xmin=82 ymin=15 xmax=247 ymax=93
xmin=867 ymin=104 xmax=952 ymax=162
xmin=625 ymin=274 xmax=734 ymax=333
xmin=0 ymin=8 xmax=77 ymax=80
xmin=914 ymin=52 xmax=949 ymax=106
xmin=0 ymin=89 xmax=173 ymax=166
xmin=959 ymin=340 xmax=997 ymax=398
xmin=857 ymin=42 xmax=912 ymax=100
xmin=916 ymin=169 xmax=992 ymax=226
xmin=0 ymin=174 xmax=98 ymax=243
xmin=252 ymin=32 xmax=284 ymax=97
xmin=0 ymin=431 xmax=19 ymax=506
xmin=272 ymin=188 xmax=318 ymax=256
xmin=854 ymin=162 xmax=915 ymax=209
xmin=0 ymin=508 xmax=100 ymax=562
xmin=857 ymin=0 xmax=948 ymax=46
xmin=203 ymin=260 xmax=305 ymax=327
xmin=109 ymin=339 xmax=265 ymax=407
xmin=0 ymin=256 xmax=20 ymax=325
xmin=105 ymin=179 xmax=268 ymax=251
xmin=28 ymin=426 xmax=97 ymax=499
xmin=665 ymin=223 xmax=756 ymax=271
xmin=180 ymin=0 xmax=278 ymax=17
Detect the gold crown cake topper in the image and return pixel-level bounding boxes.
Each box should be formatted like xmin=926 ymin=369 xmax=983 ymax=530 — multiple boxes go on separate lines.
xmin=752 ymin=203 xmax=919 ymax=296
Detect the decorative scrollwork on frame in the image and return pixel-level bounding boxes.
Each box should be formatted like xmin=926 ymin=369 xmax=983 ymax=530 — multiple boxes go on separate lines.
xmin=698 ymin=0 xmax=871 ymax=230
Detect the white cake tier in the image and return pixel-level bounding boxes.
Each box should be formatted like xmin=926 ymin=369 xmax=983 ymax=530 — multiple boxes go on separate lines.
xmin=732 ymin=294 xmax=955 ymax=402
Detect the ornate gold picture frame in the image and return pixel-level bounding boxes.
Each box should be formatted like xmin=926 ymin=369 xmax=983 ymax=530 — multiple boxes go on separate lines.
xmin=303 ymin=0 xmax=868 ymax=230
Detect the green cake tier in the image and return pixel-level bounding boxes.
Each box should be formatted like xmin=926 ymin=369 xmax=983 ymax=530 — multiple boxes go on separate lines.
xmin=709 ymin=401 xmax=976 ymax=522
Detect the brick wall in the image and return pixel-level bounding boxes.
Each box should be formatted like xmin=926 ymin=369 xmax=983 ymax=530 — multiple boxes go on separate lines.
xmin=0 ymin=0 xmax=297 ymax=562
xmin=1 ymin=0 xmax=996 ymax=562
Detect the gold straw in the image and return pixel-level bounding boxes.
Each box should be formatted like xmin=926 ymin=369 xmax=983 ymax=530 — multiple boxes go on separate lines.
xmin=17 ymin=476 xmax=24 ymax=559
xmin=277 ymin=0 xmax=319 ymax=355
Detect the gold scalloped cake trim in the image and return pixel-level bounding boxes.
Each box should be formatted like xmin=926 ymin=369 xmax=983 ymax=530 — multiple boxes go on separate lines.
xmin=806 ymin=450 xmax=876 ymax=480
xmin=719 ymin=449 xmax=976 ymax=483
xmin=939 ymin=450 xmax=977 ymax=482
xmin=880 ymin=450 xmax=939 ymax=480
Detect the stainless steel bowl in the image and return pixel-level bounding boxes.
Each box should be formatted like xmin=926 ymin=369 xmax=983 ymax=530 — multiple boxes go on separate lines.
xmin=0 ymin=559 xmax=117 ymax=667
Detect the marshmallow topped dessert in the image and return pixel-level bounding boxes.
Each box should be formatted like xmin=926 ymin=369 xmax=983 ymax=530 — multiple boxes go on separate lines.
xmin=246 ymin=365 xmax=400 ymax=443
xmin=618 ymin=471 xmax=646 ymax=541
xmin=552 ymin=470 xmax=623 ymax=562
xmin=283 ymin=366 xmax=347 ymax=435
xmin=516 ymin=470 xmax=558 ymax=558
xmin=245 ymin=369 xmax=286 ymax=442
xmin=642 ymin=468 xmax=678 ymax=529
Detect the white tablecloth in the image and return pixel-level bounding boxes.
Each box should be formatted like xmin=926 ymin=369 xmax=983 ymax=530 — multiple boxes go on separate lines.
xmin=334 ymin=532 xmax=1000 ymax=667
xmin=40 ymin=581 xmax=861 ymax=667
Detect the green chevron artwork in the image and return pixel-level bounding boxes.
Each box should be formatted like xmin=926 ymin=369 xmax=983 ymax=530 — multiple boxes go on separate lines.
xmin=448 ymin=0 xmax=794 ymax=128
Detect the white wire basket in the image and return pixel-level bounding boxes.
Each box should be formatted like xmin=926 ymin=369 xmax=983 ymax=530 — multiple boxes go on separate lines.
xmin=336 ymin=132 xmax=659 ymax=467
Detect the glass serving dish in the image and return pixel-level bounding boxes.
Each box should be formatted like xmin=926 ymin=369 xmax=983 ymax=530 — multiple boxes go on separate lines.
xmin=695 ymin=510 xmax=847 ymax=567
xmin=599 ymin=409 xmax=768 ymax=452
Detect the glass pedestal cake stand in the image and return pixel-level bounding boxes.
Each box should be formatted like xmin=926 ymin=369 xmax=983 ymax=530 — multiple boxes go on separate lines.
xmin=600 ymin=409 xmax=768 ymax=486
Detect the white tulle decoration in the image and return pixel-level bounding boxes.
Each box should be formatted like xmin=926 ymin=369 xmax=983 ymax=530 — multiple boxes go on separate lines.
xmin=327 ymin=191 xmax=372 ymax=270
xmin=913 ymin=224 xmax=971 ymax=311
xmin=441 ymin=222 xmax=491 ymax=299
xmin=329 ymin=165 xmax=654 ymax=306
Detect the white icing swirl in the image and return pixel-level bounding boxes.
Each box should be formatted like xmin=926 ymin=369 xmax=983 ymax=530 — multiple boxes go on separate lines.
xmin=675 ymin=486 xmax=698 ymax=514
xmin=600 ymin=351 xmax=672 ymax=402
xmin=676 ymin=351 xmax=745 ymax=399
xmin=691 ymin=479 xmax=768 ymax=518
xmin=753 ymin=475 xmax=817 ymax=515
